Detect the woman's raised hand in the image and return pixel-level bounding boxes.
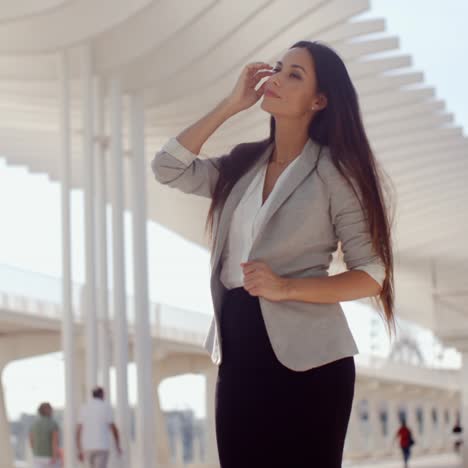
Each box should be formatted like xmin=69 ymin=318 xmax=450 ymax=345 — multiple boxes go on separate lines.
xmin=226 ymin=62 xmax=274 ymax=113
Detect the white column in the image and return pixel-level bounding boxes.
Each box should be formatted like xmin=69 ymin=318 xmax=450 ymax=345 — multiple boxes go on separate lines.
xmin=406 ymin=399 xmax=417 ymax=435
xmin=193 ymin=433 xmax=202 ymax=463
xmin=110 ymin=76 xmax=130 ymax=468
xmin=175 ymin=433 xmax=184 ymax=465
xmin=0 ymin=365 xmax=14 ymax=468
xmin=129 ymin=92 xmax=156 ymax=467
xmin=440 ymin=403 xmax=448 ymax=451
xmin=432 ymin=402 xmax=443 ymax=451
xmin=423 ymin=401 xmax=433 ymax=451
xmin=81 ymin=43 xmax=98 ymax=393
xmin=461 ymin=351 xmax=468 ymax=468
xmin=448 ymin=404 xmax=456 ymax=450
xmin=346 ymin=395 xmax=364 ymax=456
xmin=386 ymin=399 xmax=400 ymax=455
xmin=204 ymin=366 xmax=219 ymax=465
xmin=412 ymin=402 xmax=423 ymax=455
xmin=94 ymin=76 xmax=111 ymax=396
xmin=58 ymin=49 xmax=77 ymax=468
xmin=152 ymin=369 xmax=170 ymax=465
xmin=406 ymin=399 xmax=421 ymax=456
xmin=75 ymin=352 xmax=87 ymax=406
xmin=367 ymin=397 xmax=382 ymax=455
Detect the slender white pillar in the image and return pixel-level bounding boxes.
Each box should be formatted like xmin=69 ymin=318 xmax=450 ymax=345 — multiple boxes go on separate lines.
xmin=175 ymin=433 xmax=184 ymax=464
xmin=58 ymin=50 xmax=77 ymax=468
xmin=423 ymin=401 xmax=433 ymax=451
xmin=110 ymin=76 xmax=130 ymax=468
xmin=406 ymin=399 xmax=417 ymax=435
xmin=367 ymin=397 xmax=382 ymax=455
xmin=386 ymin=399 xmax=400 ymax=454
xmin=81 ymin=43 xmax=98 ymax=393
xmin=405 ymin=399 xmax=420 ymax=456
xmin=412 ymin=402 xmax=423 ymax=455
xmin=461 ymin=352 xmax=468 ymax=467
xmin=433 ymin=403 xmax=443 ymax=451
xmin=94 ymin=76 xmax=111 ymax=396
xmin=129 ymin=93 xmax=156 ymax=467
xmin=193 ymin=433 xmax=202 ymax=463
xmin=204 ymin=366 xmax=219 ymax=464
xmin=152 ymin=368 xmax=170 ymax=465
xmin=346 ymin=396 xmax=364 ymax=456
xmin=0 ymin=365 xmax=14 ymax=468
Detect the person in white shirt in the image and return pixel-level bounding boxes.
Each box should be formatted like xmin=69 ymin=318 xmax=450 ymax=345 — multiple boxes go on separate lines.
xmin=76 ymin=387 xmax=122 ymax=468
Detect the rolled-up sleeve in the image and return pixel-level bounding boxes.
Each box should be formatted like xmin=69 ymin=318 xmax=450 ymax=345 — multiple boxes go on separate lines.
xmin=327 ymin=162 xmax=386 ymax=288
xmin=151 ymin=137 xmax=227 ymax=198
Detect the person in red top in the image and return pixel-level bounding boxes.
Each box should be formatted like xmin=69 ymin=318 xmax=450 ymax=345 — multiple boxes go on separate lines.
xmin=395 ymin=419 xmax=414 ymax=468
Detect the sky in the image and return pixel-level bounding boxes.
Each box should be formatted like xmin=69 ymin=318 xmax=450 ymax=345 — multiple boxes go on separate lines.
xmin=1 ymin=1 xmax=466 ymax=422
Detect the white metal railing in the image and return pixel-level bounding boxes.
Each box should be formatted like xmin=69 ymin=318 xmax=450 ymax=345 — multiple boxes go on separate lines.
xmin=0 ymin=286 xmax=210 ymax=347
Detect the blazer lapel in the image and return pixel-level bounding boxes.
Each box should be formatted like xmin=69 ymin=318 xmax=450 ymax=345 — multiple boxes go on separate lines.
xmin=210 ymin=142 xmax=273 ymax=270
xmin=249 ymin=138 xmax=322 ymax=257
xmin=210 ymin=138 xmax=323 ymax=271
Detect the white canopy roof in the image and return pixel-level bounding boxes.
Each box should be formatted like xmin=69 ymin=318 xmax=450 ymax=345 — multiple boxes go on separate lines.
xmin=0 ymin=0 xmax=466 ymax=342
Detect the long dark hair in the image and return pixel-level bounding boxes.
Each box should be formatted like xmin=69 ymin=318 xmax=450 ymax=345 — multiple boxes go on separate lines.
xmin=205 ymin=40 xmax=395 ymax=337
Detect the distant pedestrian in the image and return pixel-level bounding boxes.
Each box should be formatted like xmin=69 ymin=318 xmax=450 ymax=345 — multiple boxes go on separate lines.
xmin=452 ymin=416 xmax=463 ymax=453
xmin=29 ymin=402 xmax=61 ymax=468
xmin=76 ymin=387 xmax=121 ymax=468
xmin=395 ymin=419 xmax=415 ymax=468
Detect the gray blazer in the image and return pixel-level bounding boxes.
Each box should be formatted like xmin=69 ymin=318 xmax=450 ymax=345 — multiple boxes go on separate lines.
xmin=151 ymin=137 xmax=385 ymax=371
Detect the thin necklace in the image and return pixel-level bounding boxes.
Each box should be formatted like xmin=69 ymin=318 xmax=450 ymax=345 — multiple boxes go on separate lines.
xmin=270 ymin=149 xmax=294 ymax=166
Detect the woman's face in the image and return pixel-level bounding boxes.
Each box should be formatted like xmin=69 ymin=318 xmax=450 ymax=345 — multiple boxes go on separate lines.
xmin=260 ymin=47 xmax=326 ymax=118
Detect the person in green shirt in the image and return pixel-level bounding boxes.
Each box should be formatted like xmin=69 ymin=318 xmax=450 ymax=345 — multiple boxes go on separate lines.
xmin=29 ymin=402 xmax=60 ymax=468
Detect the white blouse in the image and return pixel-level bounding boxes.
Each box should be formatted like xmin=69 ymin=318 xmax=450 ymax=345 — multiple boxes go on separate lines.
xmin=219 ymin=145 xmax=308 ymax=290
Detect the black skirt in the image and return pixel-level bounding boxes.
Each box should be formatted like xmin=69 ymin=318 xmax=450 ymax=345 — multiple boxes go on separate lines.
xmin=215 ymin=286 xmax=355 ymax=468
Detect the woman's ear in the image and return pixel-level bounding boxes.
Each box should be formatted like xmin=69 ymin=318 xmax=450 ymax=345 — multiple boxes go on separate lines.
xmin=315 ymin=93 xmax=327 ymax=110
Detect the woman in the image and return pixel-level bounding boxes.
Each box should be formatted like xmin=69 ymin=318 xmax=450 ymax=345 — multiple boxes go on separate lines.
xmin=395 ymin=419 xmax=415 ymax=468
xmin=152 ymin=40 xmax=395 ymax=467
xmin=29 ymin=402 xmax=61 ymax=468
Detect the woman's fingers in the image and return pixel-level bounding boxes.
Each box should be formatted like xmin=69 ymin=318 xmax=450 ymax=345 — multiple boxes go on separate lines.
xmin=248 ymin=70 xmax=274 ymax=89
xmin=247 ymin=63 xmax=273 ymax=77
xmin=256 ymin=79 xmax=268 ymax=98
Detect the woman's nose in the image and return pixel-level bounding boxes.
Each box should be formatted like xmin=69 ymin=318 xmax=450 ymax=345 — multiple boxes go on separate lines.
xmin=270 ymin=73 xmax=281 ymax=87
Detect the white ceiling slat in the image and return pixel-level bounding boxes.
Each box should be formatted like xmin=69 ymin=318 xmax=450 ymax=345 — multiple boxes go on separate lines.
xmin=0 ymin=0 xmax=72 ymax=24
xmin=368 ymin=113 xmax=454 ymax=140
xmin=334 ymin=37 xmax=399 ymax=60
xmin=319 ymin=18 xmax=386 ymax=42
xmin=364 ymin=100 xmax=445 ymax=127
xmin=347 ymin=55 xmax=412 ymax=79
xmin=395 ymin=169 xmax=468 ymax=198
xmin=401 ymin=189 xmax=468 ymax=215
xmin=0 ymin=0 xmax=152 ymax=54
xmin=360 ymin=87 xmax=435 ymax=113
xmin=374 ymin=127 xmax=462 ymax=153
xmin=396 ymin=172 xmax=467 ymax=198
xmin=379 ymin=139 xmax=467 ymax=162
xmin=356 ymin=72 xmax=424 ymax=96
xmin=384 ymin=144 xmax=467 ymax=172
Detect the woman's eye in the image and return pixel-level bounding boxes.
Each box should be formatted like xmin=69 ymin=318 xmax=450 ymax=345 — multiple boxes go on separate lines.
xmin=271 ymin=67 xmax=300 ymax=79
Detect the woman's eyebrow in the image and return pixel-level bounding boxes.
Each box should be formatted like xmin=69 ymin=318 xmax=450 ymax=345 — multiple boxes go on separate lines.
xmin=276 ymin=60 xmax=307 ymax=74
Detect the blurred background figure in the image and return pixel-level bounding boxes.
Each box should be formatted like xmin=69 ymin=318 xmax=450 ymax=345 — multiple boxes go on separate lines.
xmin=452 ymin=416 xmax=463 ymax=454
xmin=76 ymin=386 xmax=122 ymax=468
xmin=395 ymin=418 xmax=415 ymax=468
xmin=29 ymin=402 xmax=61 ymax=468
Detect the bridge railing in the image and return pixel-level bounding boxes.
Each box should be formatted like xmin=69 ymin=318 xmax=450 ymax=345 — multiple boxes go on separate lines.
xmin=0 ymin=262 xmax=211 ymax=346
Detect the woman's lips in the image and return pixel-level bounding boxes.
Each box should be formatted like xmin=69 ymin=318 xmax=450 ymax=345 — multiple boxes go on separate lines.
xmin=264 ymin=89 xmax=280 ymax=98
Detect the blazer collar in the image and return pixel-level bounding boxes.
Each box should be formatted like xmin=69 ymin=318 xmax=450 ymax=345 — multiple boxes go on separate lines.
xmin=210 ymin=137 xmax=323 ymax=271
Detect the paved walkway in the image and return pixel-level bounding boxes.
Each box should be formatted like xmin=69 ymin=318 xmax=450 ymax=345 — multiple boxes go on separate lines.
xmin=344 ymin=452 xmax=461 ymax=468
